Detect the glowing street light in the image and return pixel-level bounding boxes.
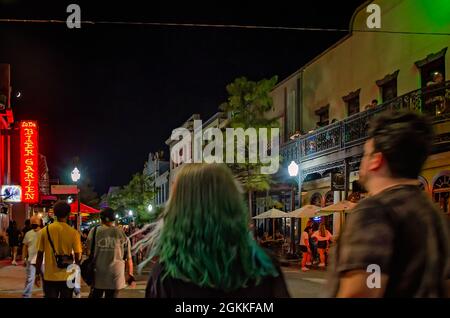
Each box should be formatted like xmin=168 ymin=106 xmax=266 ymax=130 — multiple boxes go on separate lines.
xmin=288 ymin=161 xmax=299 ymax=177
xmin=128 ymin=210 xmax=133 ymax=216
xmin=147 ymin=204 xmax=153 ymax=213
xmin=115 ymin=214 xmax=119 ymax=219
xmin=67 ymin=196 xmax=74 ymax=204
xmin=71 ymin=167 xmax=81 ymax=182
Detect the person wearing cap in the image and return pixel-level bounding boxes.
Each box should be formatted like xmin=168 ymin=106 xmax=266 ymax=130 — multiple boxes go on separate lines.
xmin=22 ymin=215 xmax=44 ymax=298
xmin=87 ymin=207 xmax=135 ymax=298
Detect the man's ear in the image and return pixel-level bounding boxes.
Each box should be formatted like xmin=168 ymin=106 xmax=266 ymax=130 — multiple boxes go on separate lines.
xmin=368 ymin=152 xmax=384 ymax=171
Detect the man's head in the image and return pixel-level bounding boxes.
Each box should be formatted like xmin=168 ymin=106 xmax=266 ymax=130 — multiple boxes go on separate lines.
xmin=371 ymin=99 xmax=378 ymax=107
xmin=359 ymin=110 xmax=433 ymax=191
xmin=30 ymin=215 xmax=41 ymax=230
xmin=53 ymin=200 xmax=71 ymax=219
xmin=432 ymin=72 xmax=444 ymax=84
xmin=304 ymin=226 xmax=312 ymax=235
xmin=100 ymin=207 xmax=116 ymax=224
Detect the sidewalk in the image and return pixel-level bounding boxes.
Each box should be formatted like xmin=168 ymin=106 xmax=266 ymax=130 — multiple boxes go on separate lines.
xmin=0 ymin=259 xmax=44 ymax=298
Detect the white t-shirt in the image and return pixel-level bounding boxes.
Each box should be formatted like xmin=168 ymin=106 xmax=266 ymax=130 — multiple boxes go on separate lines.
xmin=312 ymin=230 xmax=333 ymax=242
xmin=300 ymin=231 xmax=309 ymax=246
xmin=22 ymin=229 xmax=41 ymax=264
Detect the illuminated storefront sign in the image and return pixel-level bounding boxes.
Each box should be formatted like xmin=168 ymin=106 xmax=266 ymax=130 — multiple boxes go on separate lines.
xmin=20 ymin=121 xmax=39 ymax=203
xmin=1 ymin=185 xmax=22 ymax=202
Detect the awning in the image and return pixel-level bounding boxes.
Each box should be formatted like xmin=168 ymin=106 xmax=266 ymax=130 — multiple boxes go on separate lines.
xmin=70 ymin=201 xmax=100 ymax=214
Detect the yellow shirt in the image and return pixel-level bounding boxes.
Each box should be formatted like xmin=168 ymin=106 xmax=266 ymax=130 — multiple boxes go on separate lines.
xmin=38 ymin=221 xmax=82 ymax=281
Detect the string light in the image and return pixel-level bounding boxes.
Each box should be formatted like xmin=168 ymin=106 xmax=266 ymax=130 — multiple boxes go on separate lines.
xmin=0 ymin=19 xmax=448 ymax=36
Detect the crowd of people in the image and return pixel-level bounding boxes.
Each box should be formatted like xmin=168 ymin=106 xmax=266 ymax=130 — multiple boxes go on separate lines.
xmin=0 ymin=109 xmax=449 ymax=298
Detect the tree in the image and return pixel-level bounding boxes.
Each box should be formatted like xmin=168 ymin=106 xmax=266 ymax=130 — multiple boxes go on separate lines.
xmin=219 ymin=76 xmax=279 ymax=221
xmin=106 ymin=173 xmax=155 ymax=225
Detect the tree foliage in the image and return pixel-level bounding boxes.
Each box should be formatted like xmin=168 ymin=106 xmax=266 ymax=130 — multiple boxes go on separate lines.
xmin=106 ymin=173 xmax=155 ymax=225
xmin=219 ymin=76 xmax=279 ymax=193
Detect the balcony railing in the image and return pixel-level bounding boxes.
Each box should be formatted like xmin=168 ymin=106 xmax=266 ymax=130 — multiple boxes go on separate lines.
xmin=281 ymin=80 xmax=450 ymax=164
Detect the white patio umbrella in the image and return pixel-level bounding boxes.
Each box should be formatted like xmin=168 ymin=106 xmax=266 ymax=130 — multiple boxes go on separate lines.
xmin=253 ymin=208 xmax=288 ymax=238
xmin=317 ymin=200 xmax=357 ymax=230
xmin=286 ymin=205 xmax=321 ymax=218
xmin=317 ymin=200 xmax=356 ymax=215
xmin=252 ymin=208 xmax=288 ymax=219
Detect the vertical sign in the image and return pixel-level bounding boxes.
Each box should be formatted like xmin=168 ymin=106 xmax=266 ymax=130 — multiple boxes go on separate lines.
xmin=20 ymin=121 xmax=39 ymax=203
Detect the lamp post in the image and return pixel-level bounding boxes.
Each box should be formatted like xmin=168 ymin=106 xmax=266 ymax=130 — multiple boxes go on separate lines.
xmin=288 ymin=161 xmax=302 ymax=254
xmin=71 ymin=167 xmax=81 ymax=230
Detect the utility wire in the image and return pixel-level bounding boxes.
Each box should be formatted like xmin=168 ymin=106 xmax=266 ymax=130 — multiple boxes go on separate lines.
xmin=0 ymin=19 xmax=449 ymax=36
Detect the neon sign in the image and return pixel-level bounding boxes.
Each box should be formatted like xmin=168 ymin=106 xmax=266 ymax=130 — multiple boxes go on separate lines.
xmin=20 ymin=121 xmax=39 ymax=203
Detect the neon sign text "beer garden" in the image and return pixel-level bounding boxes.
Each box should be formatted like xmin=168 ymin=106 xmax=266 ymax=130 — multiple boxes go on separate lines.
xmin=20 ymin=121 xmax=39 ymax=203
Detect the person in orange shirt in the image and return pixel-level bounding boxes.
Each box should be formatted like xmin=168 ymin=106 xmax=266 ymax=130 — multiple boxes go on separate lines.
xmin=35 ymin=201 xmax=82 ymax=298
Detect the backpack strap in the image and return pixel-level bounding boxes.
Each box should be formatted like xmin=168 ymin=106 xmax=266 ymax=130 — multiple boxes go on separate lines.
xmin=90 ymin=225 xmax=99 ymax=257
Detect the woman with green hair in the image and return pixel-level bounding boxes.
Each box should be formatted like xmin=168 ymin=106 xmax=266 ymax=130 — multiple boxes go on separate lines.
xmin=142 ymin=163 xmax=289 ymax=297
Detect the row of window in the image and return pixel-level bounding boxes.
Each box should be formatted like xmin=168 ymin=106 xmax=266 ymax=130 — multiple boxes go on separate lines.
xmin=284 ymin=49 xmax=447 ymax=137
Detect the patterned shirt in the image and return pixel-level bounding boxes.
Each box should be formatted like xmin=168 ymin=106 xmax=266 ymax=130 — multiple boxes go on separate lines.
xmin=325 ymin=184 xmax=449 ymax=297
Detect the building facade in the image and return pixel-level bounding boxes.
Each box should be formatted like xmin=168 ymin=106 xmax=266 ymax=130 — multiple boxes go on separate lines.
xmin=268 ymin=0 xmax=450 ymax=235
xmin=143 ymin=151 xmax=170 ymax=207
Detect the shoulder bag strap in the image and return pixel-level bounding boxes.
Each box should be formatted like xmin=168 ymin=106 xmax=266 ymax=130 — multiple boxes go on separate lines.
xmin=90 ymin=225 xmax=98 ymax=258
xmin=46 ymin=225 xmax=58 ymax=256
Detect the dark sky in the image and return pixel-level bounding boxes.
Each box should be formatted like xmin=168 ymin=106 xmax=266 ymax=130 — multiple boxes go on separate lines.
xmin=0 ymin=0 xmax=366 ymax=195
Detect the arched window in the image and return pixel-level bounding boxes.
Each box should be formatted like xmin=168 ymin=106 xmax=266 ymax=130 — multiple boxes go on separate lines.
xmin=310 ymin=192 xmax=323 ymax=207
xmin=325 ymin=191 xmax=334 ymax=206
xmin=418 ymin=176 xmax=428 ymax=192
xmin=432 ymin=171 xmax=450 ymax=214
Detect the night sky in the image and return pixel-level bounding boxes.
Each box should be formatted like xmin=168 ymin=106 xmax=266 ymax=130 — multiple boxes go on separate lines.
xmin=0 ymin=0 xmax=366 ymax=195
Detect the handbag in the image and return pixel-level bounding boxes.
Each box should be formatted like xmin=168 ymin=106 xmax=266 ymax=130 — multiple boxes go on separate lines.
xmin=46 ymin=226 xmax=74 ymax=269
xmin=80 ymin=226 xmax=98 ymax=286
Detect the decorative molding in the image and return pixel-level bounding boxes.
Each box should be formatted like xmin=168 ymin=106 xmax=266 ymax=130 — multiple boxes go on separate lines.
xmin=414 ymin=47 xmax=447 ymax=69
xmin=376 ymin=70 xmax=400 ymax=87
xmin=342 ymin=89 xmax=361 ymax=102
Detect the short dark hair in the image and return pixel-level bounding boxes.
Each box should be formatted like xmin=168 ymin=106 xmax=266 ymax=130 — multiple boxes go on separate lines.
xmin=53 ymin=200 xmax=71 ymax=218
xmin=368 ymin=110 xmax=433 ymax=179
xmin=371 ymin=99 xmax=378 ymax=104
xmin=100 ymin=207 xmax=116 ymax=222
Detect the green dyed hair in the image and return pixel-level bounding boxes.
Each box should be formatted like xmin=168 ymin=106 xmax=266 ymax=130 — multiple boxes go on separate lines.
xmin=152 ymin=163 xmax=279 ymax=291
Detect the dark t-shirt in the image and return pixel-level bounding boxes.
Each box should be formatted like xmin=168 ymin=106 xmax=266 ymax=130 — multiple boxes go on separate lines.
xmin=326 ymin=184 xmax=450 ymax=297
xmin=146 ymin=261 xmax=290 ymax=298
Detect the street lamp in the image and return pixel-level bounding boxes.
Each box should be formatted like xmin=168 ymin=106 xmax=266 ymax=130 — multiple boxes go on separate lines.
xmin=147 ymin=204 xmax=153 ymax=213
xmin=288 ymin=161 xmax=301 ymax=254
xmin=67 ymin=196 xmax=73 ymax=204
xmin=288 ymin=161 xmax=299 ymax=177
xmin=128 ymin=210 xmax=133 ymax=216
xmin=71 ymin=167 xmax=81 ymax=230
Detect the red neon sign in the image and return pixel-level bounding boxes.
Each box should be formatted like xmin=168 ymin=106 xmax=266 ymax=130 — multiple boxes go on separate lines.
xmin=20 ymin=121 xmax=39 ymax=203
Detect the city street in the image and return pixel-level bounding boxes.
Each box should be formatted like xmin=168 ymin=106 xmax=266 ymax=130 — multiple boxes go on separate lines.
xmin=0 ymin=259 xmax=327 ymax=298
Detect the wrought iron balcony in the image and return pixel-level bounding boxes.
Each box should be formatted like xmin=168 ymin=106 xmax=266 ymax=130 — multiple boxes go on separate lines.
xmin=281 ymin=80 xmax=450 ymax=164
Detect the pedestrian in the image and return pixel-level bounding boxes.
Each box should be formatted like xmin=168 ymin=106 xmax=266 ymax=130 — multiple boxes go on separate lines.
xmin=7 ymin=220 xmax=20 ymax=265
xmin=22 ymin=215 xmax=44 ymax=298
xmin=326 ymin=110 xmax=450 ymax=297
xmin=87 ymin=207 xmax=136 ymax=298
xmin=35 ymin=201 xmax=83 ymax=298
xmin=22 ymin=219 xmax=32 ymax=237
xmin=311 ymin=223 xmax=333 ymax=269
xmin=144 ymin=163 xmax=290 ymax=297
xmin=300 ymin=226 xmax=313 ymax=272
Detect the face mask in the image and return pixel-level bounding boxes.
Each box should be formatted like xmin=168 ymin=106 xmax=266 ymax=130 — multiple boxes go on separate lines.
xmin=31 ymin=224 xmax=39 ymax=230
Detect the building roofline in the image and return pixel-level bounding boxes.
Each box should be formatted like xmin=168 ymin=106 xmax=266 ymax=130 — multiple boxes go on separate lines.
xmin=271 ymin=1 xmax=372 ymax=91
